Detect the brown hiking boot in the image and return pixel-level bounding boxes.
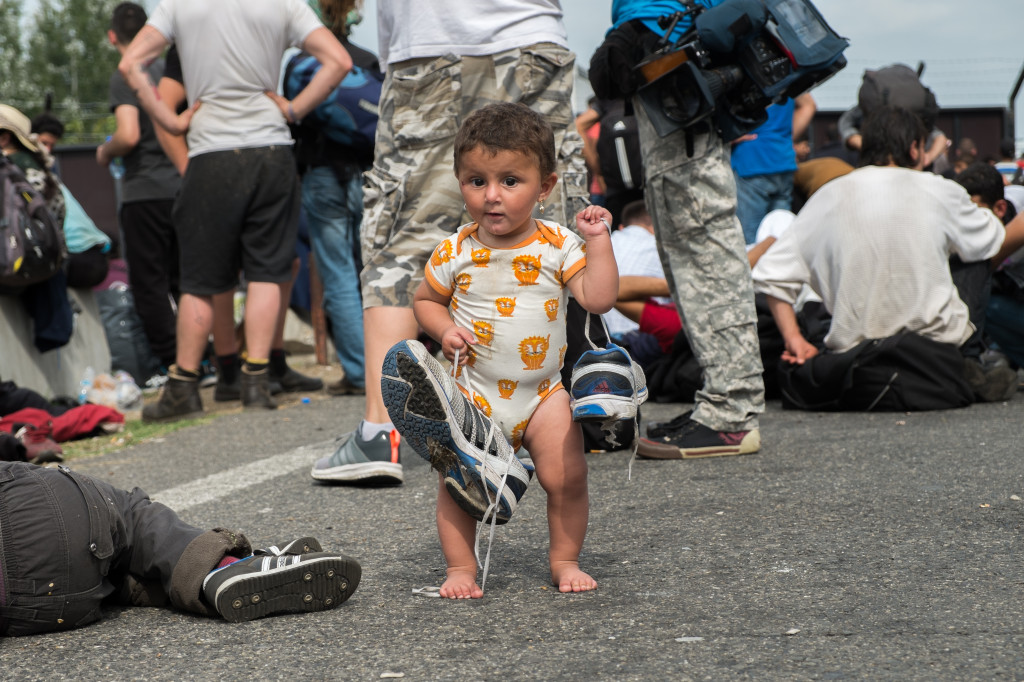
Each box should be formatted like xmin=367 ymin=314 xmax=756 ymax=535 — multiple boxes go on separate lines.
xmin=142 ymin=366 xmax=203 ymax=423
xmin=242 ymin=365 xmax=278 ymax=410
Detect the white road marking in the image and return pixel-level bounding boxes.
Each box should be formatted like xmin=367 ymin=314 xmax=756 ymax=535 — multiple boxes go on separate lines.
xmin=151 ymin=440 xmax=335 ymax=511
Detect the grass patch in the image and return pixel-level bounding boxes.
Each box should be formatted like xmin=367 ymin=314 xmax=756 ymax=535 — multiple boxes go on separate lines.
xmin=60 ymin=415 xmax=215 ymax=461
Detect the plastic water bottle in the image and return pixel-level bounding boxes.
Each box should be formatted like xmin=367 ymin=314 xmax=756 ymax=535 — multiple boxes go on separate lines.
xmin=114 ymin=371 xmax=143 ymax=411
xmin=78 ymin=367 xmax=95 ymax=404
xmin=105 ymin=136 xmax=125 ymax=180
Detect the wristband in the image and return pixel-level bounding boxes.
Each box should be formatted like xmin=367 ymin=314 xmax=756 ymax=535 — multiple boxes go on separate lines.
xmin=287 ymin=103 xmax=298 ymax=123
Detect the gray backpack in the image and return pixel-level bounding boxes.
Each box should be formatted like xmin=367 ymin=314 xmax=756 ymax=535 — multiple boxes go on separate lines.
xmin=1 ymin=155 xmax=64 ymax=288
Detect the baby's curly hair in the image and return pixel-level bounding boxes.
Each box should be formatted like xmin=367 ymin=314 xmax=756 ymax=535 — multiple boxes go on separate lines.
xmin=454 ymin=102 xmax=556 ymax=178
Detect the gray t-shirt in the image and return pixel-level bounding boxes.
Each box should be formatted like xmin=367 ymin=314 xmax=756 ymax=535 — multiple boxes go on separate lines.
xmin=147 ymin=0 xmax=322 ymax=157
xmin=108 ymin=58 xmax=181 ymax=203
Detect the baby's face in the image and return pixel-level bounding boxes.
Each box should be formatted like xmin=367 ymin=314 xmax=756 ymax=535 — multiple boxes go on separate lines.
xmin=456 ymin=146 xmax=556 ymax=248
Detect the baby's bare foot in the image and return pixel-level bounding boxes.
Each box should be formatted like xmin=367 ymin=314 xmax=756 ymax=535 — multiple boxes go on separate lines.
xmin=551 ymin=562 xmax=598 ymax=593
xmin=439 ymin=569 xmax=483 ymax=599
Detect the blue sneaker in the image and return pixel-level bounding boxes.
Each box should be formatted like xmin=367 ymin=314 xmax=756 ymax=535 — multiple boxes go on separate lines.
xmin=311 ymin=429 xmax=403 ymax=483
xmin=569 ymin=343 xmax=648 ymax=422
xmin=380 ymin=339 xmax=533 ymax=525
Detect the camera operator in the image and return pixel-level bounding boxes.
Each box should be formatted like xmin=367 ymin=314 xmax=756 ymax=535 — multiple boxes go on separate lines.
xmin=590 ymin=0 xmax=764 ymax=459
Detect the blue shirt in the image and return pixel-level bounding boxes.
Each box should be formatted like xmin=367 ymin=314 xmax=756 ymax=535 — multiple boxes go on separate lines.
xmin=730 ymin=99 xmax=798 ymax=178
xmin=611 ymin=0 xmax=721 ymax=42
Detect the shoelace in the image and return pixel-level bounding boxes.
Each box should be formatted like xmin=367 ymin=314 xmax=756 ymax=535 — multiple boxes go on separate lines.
xmin=452 ymin=347 xmax=512 ymax=592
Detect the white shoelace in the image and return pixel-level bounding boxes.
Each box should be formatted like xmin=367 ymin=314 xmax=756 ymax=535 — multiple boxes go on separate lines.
xmin=451 ymin=348 xmax=512 ymax=592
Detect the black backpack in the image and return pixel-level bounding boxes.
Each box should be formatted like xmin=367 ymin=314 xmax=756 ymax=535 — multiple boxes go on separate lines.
xmin=596 ymin=99 xmax=644 ymax=196
xmin=0 ymin=156 xmax=64 ymax=289
xmin=858 ymin=64 xmax=939 ymax=128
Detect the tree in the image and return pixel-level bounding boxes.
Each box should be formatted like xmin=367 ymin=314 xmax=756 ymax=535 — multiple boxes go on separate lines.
xmin=0 ymin=0 xmax=30 ymax=108
xmin=24 ymin=0 xmax=121 ymax=144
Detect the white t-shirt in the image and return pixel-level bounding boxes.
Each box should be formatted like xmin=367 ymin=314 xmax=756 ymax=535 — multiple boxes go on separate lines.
xmin=148 ymin=0 xmax=322 ymax=156
xmin=603 ymin=224 xmax=671 ymax=336
xmin=377 ymin=0 xmax=567 ymax=66
xmin=752 ymin=165 xmax=1005 ymax=352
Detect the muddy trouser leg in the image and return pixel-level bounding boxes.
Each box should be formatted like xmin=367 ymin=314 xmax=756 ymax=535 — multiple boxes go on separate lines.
xmin=633 ymin=104 xmax=765 ymax=432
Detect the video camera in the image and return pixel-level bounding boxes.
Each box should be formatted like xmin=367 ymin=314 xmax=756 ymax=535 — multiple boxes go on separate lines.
xmin=636 ymin=0 xmax=848 ymax=140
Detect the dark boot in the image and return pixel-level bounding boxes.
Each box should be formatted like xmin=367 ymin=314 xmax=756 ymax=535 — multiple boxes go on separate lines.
xmin=142 ymin=367 xmax=203 ymax=423
xmin=269 ymin=349 xmax=323 ymax=393
xmin=214 ymin=353 xmax=241 ymax=402
xmin=242 ymin=365 xmax=277 ymax=410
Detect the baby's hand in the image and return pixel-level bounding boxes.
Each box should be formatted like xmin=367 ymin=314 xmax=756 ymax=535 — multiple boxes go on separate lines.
xmin=441 ymin=325 xmax=477 ymax=365
xmin=575 ymin=205 xmax=613 ymax=239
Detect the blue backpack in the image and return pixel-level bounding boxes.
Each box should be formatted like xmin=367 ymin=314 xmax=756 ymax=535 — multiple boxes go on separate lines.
xmin=284 ymin=52 xmax=382 ymax=154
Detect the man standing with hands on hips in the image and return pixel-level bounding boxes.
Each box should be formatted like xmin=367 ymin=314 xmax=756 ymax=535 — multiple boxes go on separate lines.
xmin=118 ymin=0 xmax=351 ymax=421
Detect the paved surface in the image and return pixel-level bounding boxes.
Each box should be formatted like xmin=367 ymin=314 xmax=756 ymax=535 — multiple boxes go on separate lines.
xmin=2 ymin=389 xmax=1023 ymax=680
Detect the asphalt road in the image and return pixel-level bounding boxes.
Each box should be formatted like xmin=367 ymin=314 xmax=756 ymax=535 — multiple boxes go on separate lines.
xmin=2 ymin=391 xmax=1022 ymax=680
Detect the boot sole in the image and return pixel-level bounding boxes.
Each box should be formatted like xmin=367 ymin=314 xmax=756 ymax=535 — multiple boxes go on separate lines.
xmin=214 ymin=554 xmax=361 ymax=623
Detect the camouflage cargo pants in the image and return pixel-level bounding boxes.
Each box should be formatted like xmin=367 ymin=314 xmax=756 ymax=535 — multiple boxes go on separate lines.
xmin=634 ymin=102 xmax=765 ymax=431
xmin=360 ymin=43 xmax=589 ymax=309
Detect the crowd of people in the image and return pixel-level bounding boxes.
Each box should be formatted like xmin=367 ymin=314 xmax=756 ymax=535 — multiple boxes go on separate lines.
xmin=2 ymin=0 xmax=1023 ymax=634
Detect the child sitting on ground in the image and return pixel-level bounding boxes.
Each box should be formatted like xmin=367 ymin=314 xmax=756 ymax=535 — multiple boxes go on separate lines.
xmin=381 ymin=102 xmax=618 ymax=598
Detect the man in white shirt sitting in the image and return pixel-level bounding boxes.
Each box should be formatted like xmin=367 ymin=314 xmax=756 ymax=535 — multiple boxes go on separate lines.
xmin=752 ymin=106 xmax=1024 ymax=410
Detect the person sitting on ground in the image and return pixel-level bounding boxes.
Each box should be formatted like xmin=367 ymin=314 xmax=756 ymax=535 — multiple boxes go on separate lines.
xmin=382 ymin=103 xmax=618 ymax=598
xmin=956 ymin=161 xmax=1024 ymax=372
xmin=603 ymin=199 xmax=679 ymax=361
xmin=752 ymin=106 xmax=1024 ymax=411
xmin=0 ymin=461 xmax=360 ymax=635
xmin=2 ymin=104 xmax=110 ymax=290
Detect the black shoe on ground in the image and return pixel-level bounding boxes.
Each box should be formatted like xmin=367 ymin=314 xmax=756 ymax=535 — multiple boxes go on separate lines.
xmin=214 ymin=374 xmax=241 ymax=402
xmin=141 ymin=367 xmax=203 ymax=423
xmin=242 ymin=366 xmax=277 ymax=410
xmin=326 ymin=377 xmax=366 ymax=396
xmin=202 ymin=552 xmax=360 ymax=623
xmin=645 ymin=410 xmax=695 ymax=439
xmin=638 ymin=415 xmax=759 ymax=459
xmin=271 ymin=366 xmax=324 ymax=393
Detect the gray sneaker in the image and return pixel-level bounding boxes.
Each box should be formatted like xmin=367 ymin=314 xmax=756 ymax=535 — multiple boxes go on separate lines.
xmin=310 ymin=428 xmax=403 ymax=484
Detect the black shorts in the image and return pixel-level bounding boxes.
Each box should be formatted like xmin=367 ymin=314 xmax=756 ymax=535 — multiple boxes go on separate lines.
xmin=173 ymin=146 xmax=300 ymax=295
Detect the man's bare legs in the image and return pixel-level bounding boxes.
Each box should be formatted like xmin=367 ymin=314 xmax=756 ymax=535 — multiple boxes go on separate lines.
xmin=363 ymin=306 xmax=419 ymax=424
xmin=242 ymin=281 xmax=283 ymax=362
xmin=175 ymin=293 xmax=215 ymax=372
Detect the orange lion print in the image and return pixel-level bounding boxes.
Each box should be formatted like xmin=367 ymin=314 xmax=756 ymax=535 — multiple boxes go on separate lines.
xmin=511 ymin=418 xmax=530 ymax=450
xmin=495 ymin=296 xmax=517 ymax=317
xmin=518 ymin=334 xmax=550 ymax=370
xmin=454 ymin=273 xmax=472 ymax=293
xmin=431 ymin=241 xmax=453 ymax=266
xmin=558 ymin=344 xmax=567 ymax=367
xmin=473 ymin=393 xmax=492 ymax=417
xmin=473 ymin=320 xmax=494 ymax=346
xmin=497 ymin=378 xmax=518 ymax=399
xmin=537 ymin=378 xmax=550 ymax=396
xmin=450 ymin=295 xmax=459 ymax=311
xmin=471 ymin=247 xmax=491 ymax=267
xmin=544 ymin=298 xmax=559 ymax=321
xmin=512 ymin=254 xmax=542 ymax=286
